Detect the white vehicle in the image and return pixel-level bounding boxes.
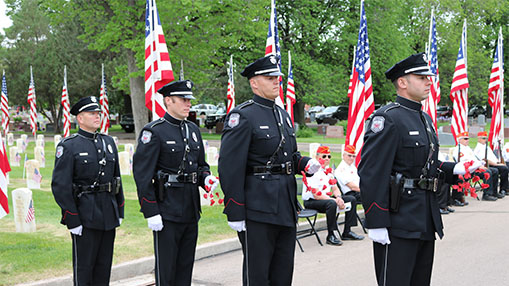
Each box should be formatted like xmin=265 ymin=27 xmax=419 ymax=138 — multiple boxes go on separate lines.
xmin=191 ymin=104 xmax=217 ymax=116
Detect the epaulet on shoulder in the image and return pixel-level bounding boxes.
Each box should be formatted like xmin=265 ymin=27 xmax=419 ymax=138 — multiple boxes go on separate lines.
xmin=236 ymin=100 xmax=254 ymax=110
xmin=61 ymin=133 xmax=78 ymax=143
xmin=383 ymin=102 xmax=400 ymax=113
xmin=149 ymin=118 xmax=165 ymax=128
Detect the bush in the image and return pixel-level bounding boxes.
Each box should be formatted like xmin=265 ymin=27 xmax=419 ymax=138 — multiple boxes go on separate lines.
xmin=297 ymin=125 xmax=314 ymax=138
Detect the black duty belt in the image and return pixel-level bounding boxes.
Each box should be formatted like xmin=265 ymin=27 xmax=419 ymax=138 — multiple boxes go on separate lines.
xmin=159 ymin=171 xmax=198 ymax=184
xmin=403 ymin=178 xmax=438 ymax=192
xmin=248 ymin=162 xmax=293 ymax=175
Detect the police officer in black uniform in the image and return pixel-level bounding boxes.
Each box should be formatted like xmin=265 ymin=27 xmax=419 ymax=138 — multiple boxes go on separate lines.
xmin=358 ymin=53 xmax=483 ymax=286
xmin=218 ymin=55 xmax=321 ymax=285
xmin=51 ymin=96 xmax=124 ymax=286
xmin=133 ymin=80 xmax=219 ymax=286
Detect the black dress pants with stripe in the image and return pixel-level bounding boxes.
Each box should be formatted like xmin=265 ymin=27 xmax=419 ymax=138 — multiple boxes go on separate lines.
xmin=237 ymin=220 xmax=296 ymax=286
xmin=153 ymin=220 xmax=198 ymax=286
xmin=373 ymin=235 xmax=435 ymax=286
xmin=72 ymin=227 xmax=115 ymax=286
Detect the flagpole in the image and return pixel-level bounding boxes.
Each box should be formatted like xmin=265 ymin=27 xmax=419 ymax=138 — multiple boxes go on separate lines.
xmin=498 ymin=27 xmax=504 ymax=144
xmin=427 ymin=9 xmax=434 ymax=58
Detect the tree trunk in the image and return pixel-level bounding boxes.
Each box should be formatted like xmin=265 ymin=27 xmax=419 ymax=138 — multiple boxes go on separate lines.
xmin=126 ymin=49 xmax=148 ymax=140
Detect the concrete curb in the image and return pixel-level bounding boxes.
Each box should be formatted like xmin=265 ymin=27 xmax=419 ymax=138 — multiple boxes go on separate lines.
xmin=17 ymin=211 xmax=364 ymax=286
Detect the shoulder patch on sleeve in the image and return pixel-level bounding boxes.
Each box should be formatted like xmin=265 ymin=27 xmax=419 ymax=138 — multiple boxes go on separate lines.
xmin=140 ymin=130 xmax=152 ymax=144
xmin=56 ymin=146 xmax=64 ymax=158
xmin=228 ymin=113 xmax=241 ymax=128
xmin=370 ymin=116 xmax=385 ymax=133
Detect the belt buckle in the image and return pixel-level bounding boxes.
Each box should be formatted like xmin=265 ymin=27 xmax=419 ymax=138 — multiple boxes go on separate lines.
xmin=192 ymin=173 xmax=197 ymax=184
xmin=417 ymin=179 xmax=428 ymax=190
xmin=286 ymin=163 xmax=292 ymax=175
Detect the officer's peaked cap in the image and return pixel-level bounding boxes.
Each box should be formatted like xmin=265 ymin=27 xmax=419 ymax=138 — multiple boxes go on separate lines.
xmin=385 ymin=52 xmax=435 ymax=82
xmin=157 ymin=80 xmax=196 ymax=100
xmin=241 ymin=55 xmax=284 ymax=79
xmin=70 ymin=96 xmax=101 ymax=116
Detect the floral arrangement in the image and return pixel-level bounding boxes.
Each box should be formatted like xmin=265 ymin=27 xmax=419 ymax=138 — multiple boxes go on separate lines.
xmin=452 ymin=160 xmax=490 ymax=200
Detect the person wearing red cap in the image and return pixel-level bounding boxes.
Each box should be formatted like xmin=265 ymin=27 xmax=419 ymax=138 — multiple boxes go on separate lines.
xmin=303 ymin=146 xmax=364 ymax=245
xmin=358 ymin=53 xmax=484 ymax=286
xmin=474 ymin=131 xmax=507 ymax=198
xmin=453 ymin=132 xmax=499 ymax=201
xmin=335 ymin=145 xmax=362 ymax=203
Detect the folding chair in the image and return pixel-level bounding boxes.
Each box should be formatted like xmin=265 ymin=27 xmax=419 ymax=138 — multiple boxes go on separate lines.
xmin=296 ymin=200 xmax=323 ymax=252
xmin=335 ymin=179 xmax=367 ymax=235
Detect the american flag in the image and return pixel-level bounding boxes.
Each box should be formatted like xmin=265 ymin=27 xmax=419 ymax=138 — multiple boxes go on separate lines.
xmin=0 ymin=133 xmax=11 ymax=219
xmin=265 ymin=0 xmax=284 ymax=108
xmin=488 ymin=27 xmax=504 ymax=153
xmin=24 ymin=199 xmax=35 ymax=223
xmin=61 ymin=66 xmax=71 ymax=138
xmin=100 ymin=64 xmax=109 ymax=134
xmin=226 ymin=55 xmax=235 ymax=114
xmin=422 ymin=10 xmax=440 ymax=127
xmin=28 ymin=66 xmax=37 ymax=136
xmin=285 ymin=50 xmax=296 ymax=123
xmin=345 ymin=0 xmax=374 ymax=165
xmin=1 ymin=70 xmax=8 ymax=137
xmin=450 ymin=20 xmax=469 ymax=143
xmin=145 ymin=0 xmax=174 ymax=120
xmin=32 ymin=168 xmax=42 ymax=184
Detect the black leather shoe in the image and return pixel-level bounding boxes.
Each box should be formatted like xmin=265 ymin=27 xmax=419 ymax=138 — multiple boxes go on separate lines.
xmin=482 ymin=195 xmax=498 ymax=201
xmin=342 ymin=231 xmax=364 ymax=240
xmin=496 ymin=193 xmax=505 ymax=199
xmin=500 ymin=190 xmax=507 ymax=196
xmin=326 ymin=234 xmax=343 ymax=246
xmin=446 ymin=207 xmax=455 ymax=213
xmin=440 ymin=208 xmax=449 ymax=215
xmin=453 ymin=199 xmax=465 ymax=207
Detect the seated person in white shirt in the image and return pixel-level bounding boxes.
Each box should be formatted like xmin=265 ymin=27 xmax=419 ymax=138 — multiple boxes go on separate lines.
xmin=334 ymin=144 xmax=361 ymax=203
xmin=474 ymin=131 xmax=507 ymax=198
xmin=302 ymin=146 xmax=364 ymax=246
xmin=452 ymin=131 xmax=498 ymax=201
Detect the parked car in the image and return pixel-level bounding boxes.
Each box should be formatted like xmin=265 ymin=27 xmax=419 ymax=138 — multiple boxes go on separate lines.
xmin=315 ymin=105 xmax=349 ymax=124
xmin=205 ymin=108 xmax=227 ymax=129
xmin=307 ymin=106 xmax=324 ymax=122
xmin=120 ymin=114 xmax=134 ymax=133
xmin=332 ymin=105 xmax=349 ymax=121
xmin=315 ymin=106 xmax=339 ymax=124
xmin=468 ymin=105 xmax=486 ymax=118
xmin=191 ymin=104 xmax=217 ymax=116
xmin=436 ymin=105 xmax=453 ymax=118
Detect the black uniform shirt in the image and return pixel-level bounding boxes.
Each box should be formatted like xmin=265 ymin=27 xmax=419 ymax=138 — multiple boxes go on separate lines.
xmin=219 ymin=94 xmax=310 ymax=227
xmin=51 ymin=128 xmax=124 ymax=231
xmin=359 ymin=96 xmax=455 ymax=240
xmin=133 ymin=113 xmax=210 ymax=223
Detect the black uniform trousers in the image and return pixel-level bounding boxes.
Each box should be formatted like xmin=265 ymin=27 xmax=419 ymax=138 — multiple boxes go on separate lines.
xmin=72 ymin=227 xmax=115 ymax=286
xmin=492 ymin=164 xmax=508 ymax=193
xmin=436 ymin=183 xmax=451 ymax=209
xmin=344 ymin=190 xmax=362 ymax=203
xmin=304 ymin=195 xmax=357 ymax=234
xmin=237 ymin=220 xmax=296 ymax=286
xmin=373 ymin=235 xmax=435 ymax=286
xmin=481 ymin=168 xmax=499 ymax=197
xmin=154 ymin=220 xmax=198 ymax=286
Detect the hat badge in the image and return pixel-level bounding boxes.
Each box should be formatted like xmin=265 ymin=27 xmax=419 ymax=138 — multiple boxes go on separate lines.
xmin=186 ymin=81 xmax=192 ymax=89
xmin=91 ymin=96 xmax=97 ymax=103
xmin=422 ymin=53 xmax=428 ymax=63
xmin=269 ymin=56 xmax=277 ymax=64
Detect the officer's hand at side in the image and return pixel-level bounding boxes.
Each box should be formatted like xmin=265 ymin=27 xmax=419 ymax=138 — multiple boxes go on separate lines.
xmin=228 ymin=220 xmax=246 ymax=232
xmin=368 ymin=228 xmax=391 ymax=245
xmin=305 ymin=159 xmax=321 ymax=174
xmin=204 ymin=175 xmax=219 ymax=192
xmin=69 ymin=225 xmax=83 ymax=236
xmin=147 ymin=214 xmax=164 ymax=232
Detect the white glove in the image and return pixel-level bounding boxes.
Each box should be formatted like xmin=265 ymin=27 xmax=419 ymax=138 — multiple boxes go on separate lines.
xmin=305 ymin=159 xmax=321 ymax=174
xmin=147 ymin=214 xmax=164 ymax=232
xmin=69 ymin=225 xmax=83 ymax=236
xmin=205 ymin=175 xmax=220 ymax=193
xmin=119 ymin=218 xmax=123 ymax=225
xmin=453 ymin=160 xmax=484 ymax=175
xmin=368 ymin=228 xmax=391 ymax=245
xmin=228 ymin=220 xmax=246 ymax=232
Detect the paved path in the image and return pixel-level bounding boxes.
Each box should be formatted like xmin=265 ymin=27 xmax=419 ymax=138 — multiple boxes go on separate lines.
xmin=190 ymin=195 xmax=509 ymax=286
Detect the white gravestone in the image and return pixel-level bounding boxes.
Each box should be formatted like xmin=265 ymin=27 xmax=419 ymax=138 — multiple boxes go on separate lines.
xmin=25 ymin=160 xmax=42 ymax=189
xmin=12 ymin=188 xmax=36 ymax=233
xmin=118 ymin=151 xmax=131 ymax=175
xmin=54 ymin=135 xmax=62 ymax=148
xmin=309 ymin=143 xmax=321 ymax=157
xmin=34 ymin=146 xmax=45 ymax=168
xmin=9 ymin=147 xmax=21 ymax=167
xmin=21 ymin=134 xmax=28 ymax=146
xmin=16 ymin=138 xmax=25 ymax=153
xmin=207 ymin=147 xmax=219 ymax=166
xmin=7 ymin=133 xmax=14 ymax=146
xmin=35 ymin=139 xmax=44 ymax=148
